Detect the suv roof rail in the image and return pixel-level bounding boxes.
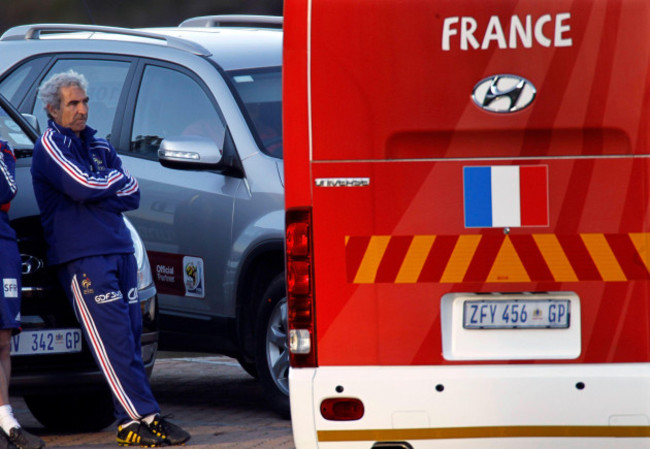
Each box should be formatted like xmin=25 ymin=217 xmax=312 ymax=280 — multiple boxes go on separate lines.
xmin=0 ymin=23 xmax=212 ymax=57
xmin=179 ymin=15 xmax=283 ymax=28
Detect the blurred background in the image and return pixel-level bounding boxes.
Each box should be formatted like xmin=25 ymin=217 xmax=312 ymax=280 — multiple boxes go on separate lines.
xmin=0 ymin=0 xmax=284 ymax=31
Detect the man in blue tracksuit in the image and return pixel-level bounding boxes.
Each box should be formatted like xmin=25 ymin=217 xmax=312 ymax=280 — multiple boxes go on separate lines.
xmin=31 ymin=70 xmax=190 ymax=447
xmin=1 ymin=141 xmax=45 ymax=449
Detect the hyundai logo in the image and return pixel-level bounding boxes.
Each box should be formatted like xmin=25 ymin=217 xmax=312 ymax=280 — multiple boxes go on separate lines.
xmin=472 ymin=75 xmax=536 ymax=113
xmin=20 ymin=254 xmax=44 ymax=275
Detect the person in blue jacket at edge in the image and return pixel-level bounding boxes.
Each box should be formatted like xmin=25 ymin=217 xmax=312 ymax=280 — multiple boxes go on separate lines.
xmin=1 ymin=139 xmax=46 ymax=449
xmin=30 ymin=70 xmax=190 ymax=447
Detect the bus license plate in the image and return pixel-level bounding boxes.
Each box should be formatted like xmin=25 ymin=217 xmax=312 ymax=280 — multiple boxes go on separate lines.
xmin=10 ymin=329 xmax=82 ymax=356
xmin=463 ymin=299 xmax=570 ymax=329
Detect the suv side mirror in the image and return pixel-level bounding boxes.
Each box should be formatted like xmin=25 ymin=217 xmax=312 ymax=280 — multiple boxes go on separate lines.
xmin=158 ymin=129 xmax=244 ymax=178
xmin=158 ymin=135 xmax=222 ymax=168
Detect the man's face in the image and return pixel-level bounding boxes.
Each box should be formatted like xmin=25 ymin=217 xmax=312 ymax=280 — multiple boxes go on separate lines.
xmin=47 ymin=85 xmax=89 ymax=135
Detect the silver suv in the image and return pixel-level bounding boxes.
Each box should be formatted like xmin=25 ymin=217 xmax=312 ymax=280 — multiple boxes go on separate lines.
xmin=0 ymin=16 xmax=288 ymax=415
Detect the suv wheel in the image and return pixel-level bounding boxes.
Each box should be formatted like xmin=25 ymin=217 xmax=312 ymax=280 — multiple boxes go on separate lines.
xmin=24 ymin=386 xmax=115 ymax=431
xmin=254 ymin=273 xmax=290 ymax=418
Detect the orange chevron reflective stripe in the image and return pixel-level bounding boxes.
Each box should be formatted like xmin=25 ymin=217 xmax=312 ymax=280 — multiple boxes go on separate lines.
xmin=345 ymin=233 xmax=650 ymax=283
xmin=395 ymin=235 xmax=436 ymax=283
xmin=532 ymin=234 xmax=578 ymax=282
xmin=441 ymin=235 xmax=482 ymax=283
xmin=353 ymin=236 xmax=391 ymax=283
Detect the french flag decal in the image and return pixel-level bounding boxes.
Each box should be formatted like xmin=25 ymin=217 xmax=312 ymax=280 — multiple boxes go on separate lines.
xmin=463 ymin=165 xmax=549 ymax=228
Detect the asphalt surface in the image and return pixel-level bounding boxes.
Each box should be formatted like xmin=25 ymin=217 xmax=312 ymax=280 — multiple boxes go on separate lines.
xmin=11 ymin=353 xmax=296 ymax=448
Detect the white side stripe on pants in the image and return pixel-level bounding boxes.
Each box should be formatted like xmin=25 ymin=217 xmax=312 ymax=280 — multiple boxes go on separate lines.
xmin=71 ymin=275 xmax=141 ymax=421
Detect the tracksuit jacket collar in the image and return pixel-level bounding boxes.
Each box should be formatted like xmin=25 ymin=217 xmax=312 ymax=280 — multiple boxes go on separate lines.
xmin=48 ymin=119 xmax=98 ymax=144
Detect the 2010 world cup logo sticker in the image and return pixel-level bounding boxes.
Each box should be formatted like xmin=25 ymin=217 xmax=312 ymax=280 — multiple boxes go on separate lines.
xmin=183 ymin=256 xmax=204 ymax=298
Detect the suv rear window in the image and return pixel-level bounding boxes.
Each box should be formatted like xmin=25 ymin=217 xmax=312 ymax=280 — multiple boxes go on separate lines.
xmin=228 ymin=68 xmax=282 ymax=158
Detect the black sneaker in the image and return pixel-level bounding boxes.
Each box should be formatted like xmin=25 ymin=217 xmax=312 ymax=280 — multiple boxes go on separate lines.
xmin=116 ymin=421 xmax=164 ymax=447
xmin=6 ymin=428 xmax=43 ymax=449
xmin=148 ymin=415 xmax=190 ymax=446
xmin=0 ymin=429 xmax=17 ymax=449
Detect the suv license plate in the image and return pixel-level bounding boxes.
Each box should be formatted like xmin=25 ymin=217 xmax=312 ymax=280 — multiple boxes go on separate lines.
xmin=463 ymin=299 xmax=570 ymax=329
xmin=10 ymin=329 xmax=82 ymax=356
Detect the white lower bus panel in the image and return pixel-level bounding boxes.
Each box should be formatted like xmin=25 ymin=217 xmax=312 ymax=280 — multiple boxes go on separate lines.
xmin=290 ymin=364 xmax=650 ymax=449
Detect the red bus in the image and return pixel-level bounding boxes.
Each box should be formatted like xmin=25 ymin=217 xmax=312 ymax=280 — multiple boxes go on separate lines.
xmin=283 ymin=0 xmax=650 ymax=447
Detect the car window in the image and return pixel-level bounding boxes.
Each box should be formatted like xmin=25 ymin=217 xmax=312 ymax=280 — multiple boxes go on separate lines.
xmin=33 ymin=59 xmax=130 ymax=141
xmin=228 ymin=68 xmax=282 ymax=158
xmin=0 ymin=65 xmax=31 ymax=102
xmin=130 ymin=65 xmax=226 ymax=159
xmin=0 ymin=59 xmax=48 ymax=106
xmin=0 ymin=104 xmax=34 ymax=152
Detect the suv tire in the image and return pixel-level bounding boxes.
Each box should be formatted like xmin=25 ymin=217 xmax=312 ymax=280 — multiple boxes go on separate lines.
xmin=24 ymin=386 xmax=115 ymax=431
xmin=254 ymin=273 xmax=290 ymax=418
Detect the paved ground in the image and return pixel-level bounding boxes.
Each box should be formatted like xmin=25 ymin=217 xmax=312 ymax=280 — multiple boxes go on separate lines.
xmin=12 ymin=353 xmax=296 ymax=448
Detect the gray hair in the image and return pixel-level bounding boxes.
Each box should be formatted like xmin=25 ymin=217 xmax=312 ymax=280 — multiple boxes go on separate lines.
xmin=38 ymin=69 xmax=89 ymax=113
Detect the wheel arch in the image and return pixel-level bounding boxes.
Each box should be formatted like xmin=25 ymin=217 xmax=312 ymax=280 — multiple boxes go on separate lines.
xmin=235 ymin=239 xmax=285 ymax=362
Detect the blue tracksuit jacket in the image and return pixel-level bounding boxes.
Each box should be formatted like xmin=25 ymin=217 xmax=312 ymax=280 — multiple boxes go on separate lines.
xmin=31 ymin=121 xmax=140 ymax=265
xmin=0 ymin=139 xmax=17 ymax=242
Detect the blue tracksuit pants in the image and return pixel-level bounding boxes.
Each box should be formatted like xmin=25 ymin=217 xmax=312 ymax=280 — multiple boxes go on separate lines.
xmin=58 ymin=253 xmax=159 ymax=424
xmin=0 ymin=237 xmax=21 ymax=332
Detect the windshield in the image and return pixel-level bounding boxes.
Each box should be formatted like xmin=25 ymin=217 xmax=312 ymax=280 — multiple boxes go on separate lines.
xmin=227 ymin=67 xmax=282 ymax=159
xmin=0 ymin=105 xmax=34 ymax=153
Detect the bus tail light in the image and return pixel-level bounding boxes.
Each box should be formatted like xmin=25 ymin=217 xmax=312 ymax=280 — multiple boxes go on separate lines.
xmin=286 ymin=207 xmax=317 ymax=368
